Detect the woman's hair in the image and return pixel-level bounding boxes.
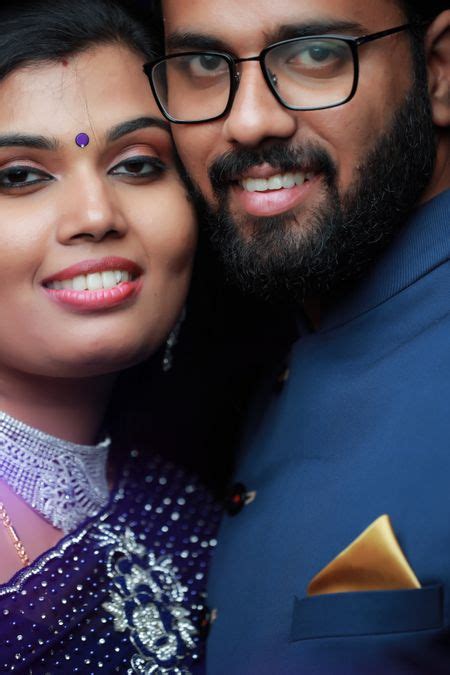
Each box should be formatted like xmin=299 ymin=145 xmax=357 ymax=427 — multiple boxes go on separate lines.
xmin=0 ymin=0 xmax=158 ymax=81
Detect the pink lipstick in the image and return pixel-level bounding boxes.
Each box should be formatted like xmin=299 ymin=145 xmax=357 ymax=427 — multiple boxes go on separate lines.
xmin=42 ymin=256 xmax=143 ymax=312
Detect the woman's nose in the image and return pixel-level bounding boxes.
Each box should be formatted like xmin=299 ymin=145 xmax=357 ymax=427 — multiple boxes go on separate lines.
xmin=56 ymin=172 xmax=128 ymax=245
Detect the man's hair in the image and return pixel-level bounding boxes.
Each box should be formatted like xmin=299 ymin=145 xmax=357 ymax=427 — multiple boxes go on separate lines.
xmin=152 ymin=1 xmax=447 ymax=25
xmin=0 ymin=0 xmax=158 ymax=81
xmin=402 ymin=0 xmax=448 ymax=21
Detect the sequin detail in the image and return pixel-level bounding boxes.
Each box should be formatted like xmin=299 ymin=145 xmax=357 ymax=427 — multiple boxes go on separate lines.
xmin=0 ymin=454 xmax=222 ymax=674
xmin=99 ymin=524 xmax=196 ymax=673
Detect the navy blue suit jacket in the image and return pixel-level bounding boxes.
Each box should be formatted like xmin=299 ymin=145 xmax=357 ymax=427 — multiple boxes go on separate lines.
xmin=207 ymin=190 xmax=450 ymax=674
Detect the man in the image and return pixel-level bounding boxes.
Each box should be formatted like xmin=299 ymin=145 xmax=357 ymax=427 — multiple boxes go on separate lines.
xmin=147 ymin=0 xmax=449 ymax=672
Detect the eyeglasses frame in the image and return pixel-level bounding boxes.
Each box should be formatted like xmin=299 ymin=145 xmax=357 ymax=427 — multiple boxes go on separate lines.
xmin=144 ymin=23 xmax=413 ymax=124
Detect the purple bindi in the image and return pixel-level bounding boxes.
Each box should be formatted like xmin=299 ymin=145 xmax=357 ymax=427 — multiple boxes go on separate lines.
xmin=75 ymin=132 xmax=90 ymax=148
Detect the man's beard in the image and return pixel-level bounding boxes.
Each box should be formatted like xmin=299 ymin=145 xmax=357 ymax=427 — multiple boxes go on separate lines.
xmin=192 ymin=71 xmax=437 ymax=305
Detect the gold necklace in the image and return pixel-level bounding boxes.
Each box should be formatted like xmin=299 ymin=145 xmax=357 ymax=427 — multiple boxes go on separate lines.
xmin=0 ymin=501 xmax=30 ymax=567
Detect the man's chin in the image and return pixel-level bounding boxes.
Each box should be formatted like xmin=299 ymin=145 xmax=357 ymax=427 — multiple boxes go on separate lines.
xmin=204 ymin=200 xmax=332 ymax=305
xmin=228 ymin=219 xmax=319 ymax=254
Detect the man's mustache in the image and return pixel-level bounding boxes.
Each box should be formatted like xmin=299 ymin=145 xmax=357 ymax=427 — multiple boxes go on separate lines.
xmin=208 ymin=143 xmax=337 ymax=197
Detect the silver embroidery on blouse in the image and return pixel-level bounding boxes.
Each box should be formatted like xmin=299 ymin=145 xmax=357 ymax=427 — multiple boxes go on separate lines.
xmin=97 ymin=524 xmax=196 ymax=674
xmin=0 ymin=410 xmax=110 ymax=534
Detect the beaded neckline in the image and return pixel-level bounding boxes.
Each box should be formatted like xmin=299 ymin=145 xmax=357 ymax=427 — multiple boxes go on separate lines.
xmin=0 ymin=410 xmax=110 ymax=535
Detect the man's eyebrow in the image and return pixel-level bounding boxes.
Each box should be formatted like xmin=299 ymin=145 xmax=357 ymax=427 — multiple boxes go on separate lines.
xmin=0 ymin=134 xmax=59 ymax=151
xmin=166 ymin=31 xmax=232 ymax=53
xmin=107 ymin=116 xmax=170 ymax=143
xmin=166 ymin=20 xmax=367 ymax=54
xmin=269 ymin=20 xmax=368 ymax=43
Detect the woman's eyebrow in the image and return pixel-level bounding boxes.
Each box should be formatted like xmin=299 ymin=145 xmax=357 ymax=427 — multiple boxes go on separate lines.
xmin=0 ymin=118 xmax=171 ymax=151
xmin=107 ymin=116 xmax=170 ymax=143
xmin=0 ymin=133 xmax=59 ymax=150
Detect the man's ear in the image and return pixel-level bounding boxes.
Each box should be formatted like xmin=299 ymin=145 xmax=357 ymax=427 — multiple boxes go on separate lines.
xmin=425 ymin=10 xmax=450 ymax=128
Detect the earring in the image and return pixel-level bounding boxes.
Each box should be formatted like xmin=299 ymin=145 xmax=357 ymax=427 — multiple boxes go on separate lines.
xmin=162 ymin=308 xmax=186 ymax=372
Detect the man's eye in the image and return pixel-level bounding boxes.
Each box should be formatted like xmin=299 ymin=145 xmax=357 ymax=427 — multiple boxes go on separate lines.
xmin=109 ymin=156 xmax=166 ymax=178
xmin=187 ymin=54 xmax=228 ymax=78
xmin=287 ymin=40 xmax=348 ymax=69
xmin=303 ymin=46 xmax=333 ymax=63
xmin=0 ymin=166 xmax=53 ymax=189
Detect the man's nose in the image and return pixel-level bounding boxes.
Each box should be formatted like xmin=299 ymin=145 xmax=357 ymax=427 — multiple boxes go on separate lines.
xmin=222 ymin=62 xmax=297 ymax=147
xmin=56 ymin=172 xmax=127 ymax=245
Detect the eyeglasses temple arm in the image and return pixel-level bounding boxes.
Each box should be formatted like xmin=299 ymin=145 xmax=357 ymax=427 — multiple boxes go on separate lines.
xmin=356 ymin=23 xmax=412 ymax=46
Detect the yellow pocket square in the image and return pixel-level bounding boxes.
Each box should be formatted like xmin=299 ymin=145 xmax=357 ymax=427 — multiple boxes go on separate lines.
xmin=307 ymin=515 xmax=421 ymax=596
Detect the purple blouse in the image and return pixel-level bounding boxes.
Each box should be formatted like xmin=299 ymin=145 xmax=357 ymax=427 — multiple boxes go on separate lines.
xmin=0 ymin=452 xmax=222 ymax=674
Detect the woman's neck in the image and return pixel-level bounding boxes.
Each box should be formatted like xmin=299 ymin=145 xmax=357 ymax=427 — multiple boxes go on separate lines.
xmin=0 ymin=370 xmax=115 ymax=444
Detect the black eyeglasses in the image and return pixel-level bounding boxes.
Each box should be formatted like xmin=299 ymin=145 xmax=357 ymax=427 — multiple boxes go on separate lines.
xmin=144 ymin=24 xmax=413 ymax=124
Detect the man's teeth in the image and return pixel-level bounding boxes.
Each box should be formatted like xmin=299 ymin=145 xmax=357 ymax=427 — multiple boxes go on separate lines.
xmin=241 ymin=172 xmax=314 ymax=192
xmin=48 ymin=270 xmax=131 ymax=291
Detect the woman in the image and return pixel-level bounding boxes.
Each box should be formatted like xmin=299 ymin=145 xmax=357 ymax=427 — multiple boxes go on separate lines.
xmin=0 ymin=1 xmax=220 ymax=672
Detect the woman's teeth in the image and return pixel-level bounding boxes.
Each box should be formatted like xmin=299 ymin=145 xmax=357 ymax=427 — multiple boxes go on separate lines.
xmin=241 ymin=171 xmax=314 ymax=193
xmin=47 ymin=270 xmax=131 ymax=291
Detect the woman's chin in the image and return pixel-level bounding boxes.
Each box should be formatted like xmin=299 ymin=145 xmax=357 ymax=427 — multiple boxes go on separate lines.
xmin=42 ymin=342 xmax=157 ymax=379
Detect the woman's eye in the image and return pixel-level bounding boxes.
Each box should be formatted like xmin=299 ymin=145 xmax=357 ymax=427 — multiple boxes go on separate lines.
xmin=109 ymin=156 xmax=166 ymax=179
xmin=0 ymin=166 xmax=53 ymax=189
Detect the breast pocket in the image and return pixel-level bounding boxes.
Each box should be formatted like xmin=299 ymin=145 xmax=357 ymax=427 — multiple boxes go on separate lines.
xmin=290 ymin=585 xmax=443 ymax=642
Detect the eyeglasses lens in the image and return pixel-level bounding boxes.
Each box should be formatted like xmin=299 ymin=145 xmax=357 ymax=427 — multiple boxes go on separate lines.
xmin=265 ymin=38 xmax=355 ymax=110
xmin=152 ymin=53 xmax=231 ymax=123
xmin=152 ymin=38 xmax=356 ymax=122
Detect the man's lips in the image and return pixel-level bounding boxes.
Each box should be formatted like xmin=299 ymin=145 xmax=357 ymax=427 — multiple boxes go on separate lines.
xmin=240 ymin=170 xmax=313 ymax=193
xmin=234 ymin=162 xmax=313 ymax=181
xmin=230 ymin=169 xmax=320 ymax=218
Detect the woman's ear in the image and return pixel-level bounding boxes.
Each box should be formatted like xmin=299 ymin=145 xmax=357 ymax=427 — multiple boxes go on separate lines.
xmin=425 ymin=10 xmax=450 ymax=128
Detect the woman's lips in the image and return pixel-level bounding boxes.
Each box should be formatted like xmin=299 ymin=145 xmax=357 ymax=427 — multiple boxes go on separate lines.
xmin=44 ymin=279 xmax=143 ymax=311
xmin=42 ymin=256 xmax=142 ymax=284
xmin=42 ymin=256 xmax=143 ymax=312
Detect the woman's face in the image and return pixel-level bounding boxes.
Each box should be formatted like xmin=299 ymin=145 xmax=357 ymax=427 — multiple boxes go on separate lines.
xmin=0 ymin=44 xmax=197 ymax=378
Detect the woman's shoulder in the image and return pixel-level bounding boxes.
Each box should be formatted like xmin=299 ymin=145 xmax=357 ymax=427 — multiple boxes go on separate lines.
xmin=120 ymin=449 xmax=219 ymax=514
xmin=110 ymin=449 xmax=223 ymax=555
xmin=0 ymin=450 xmax=222 ymax=673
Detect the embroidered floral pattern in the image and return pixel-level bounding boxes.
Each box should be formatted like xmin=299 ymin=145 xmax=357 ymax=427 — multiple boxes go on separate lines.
xmin=97 ymin=524 xmax=197 ymax=674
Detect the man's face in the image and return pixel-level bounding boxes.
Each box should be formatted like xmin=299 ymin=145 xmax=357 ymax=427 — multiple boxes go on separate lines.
xmin=163 ymin=0 xmax=437 ymax=301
